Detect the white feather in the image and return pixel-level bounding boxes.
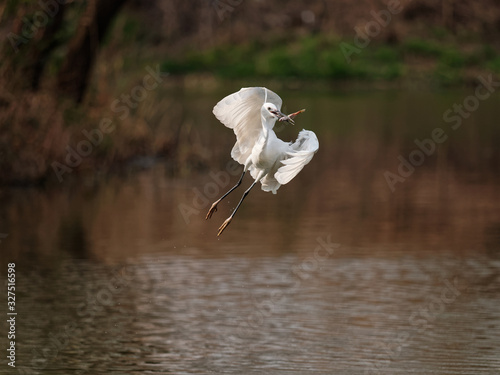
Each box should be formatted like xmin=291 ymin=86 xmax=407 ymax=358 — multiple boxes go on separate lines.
xmin=275 ymin=130 xmax=319 ymax=185
xmin=212 ymin=87 xmax=282 ymax=165
xmin=213 ymin=87 xmax=318 ymax=193
xmin=208 ymin=87 xmax=319 ymax=235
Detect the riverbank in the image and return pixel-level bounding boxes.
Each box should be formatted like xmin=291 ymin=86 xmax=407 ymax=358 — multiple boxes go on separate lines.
xmin=2 ymin=0 xmax=500 ymax=186
xmin=161 ymin=34 xmax=500 ymax=88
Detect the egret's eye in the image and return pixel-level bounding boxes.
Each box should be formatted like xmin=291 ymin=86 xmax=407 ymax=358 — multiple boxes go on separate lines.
xmin=267 ymin=107 xmax=271 ymax=110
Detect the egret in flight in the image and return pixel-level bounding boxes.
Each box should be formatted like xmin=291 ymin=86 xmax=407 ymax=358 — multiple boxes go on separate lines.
xmin=206 ymin=87 xmax=319 ymax=236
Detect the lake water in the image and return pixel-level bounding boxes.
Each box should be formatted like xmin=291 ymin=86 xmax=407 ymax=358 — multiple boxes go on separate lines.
xmin=1 ymin=88 xmax=500 ymax=374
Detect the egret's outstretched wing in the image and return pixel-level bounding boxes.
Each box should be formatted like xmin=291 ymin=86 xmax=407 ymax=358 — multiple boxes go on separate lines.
xmin=275 ymin=130 xmax=319 ymax=185
xmin=213 ymin=87 xmax=282 ymax=164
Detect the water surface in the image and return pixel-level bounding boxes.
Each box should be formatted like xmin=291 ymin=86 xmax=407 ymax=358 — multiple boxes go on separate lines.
xmin=1 ymin=89 xmax=499 ymax=374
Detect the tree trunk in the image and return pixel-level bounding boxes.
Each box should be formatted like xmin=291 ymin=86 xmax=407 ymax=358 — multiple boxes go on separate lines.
xmin=0 ymin=2 xmax=67 ymax=93
xmin=31 ymin=3 xmax=67 ymax=90
xmin=57 ymin=0 xmax=127 ymax=103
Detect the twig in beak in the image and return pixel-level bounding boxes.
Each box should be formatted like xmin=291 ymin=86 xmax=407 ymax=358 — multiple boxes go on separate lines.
xmin=278 ymin=109 xmax=306 ymax=124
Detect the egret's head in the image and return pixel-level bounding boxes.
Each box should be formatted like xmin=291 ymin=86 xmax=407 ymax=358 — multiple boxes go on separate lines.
xmin=262 ymin=102 xmax=285 ymax=122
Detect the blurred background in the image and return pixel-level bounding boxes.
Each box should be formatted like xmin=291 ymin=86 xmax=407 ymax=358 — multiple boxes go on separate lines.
xmin=1 ymin=1 xmax=500 ymax=374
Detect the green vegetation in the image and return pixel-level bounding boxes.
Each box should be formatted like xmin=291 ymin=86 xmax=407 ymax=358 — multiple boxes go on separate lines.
xmin=161 ymin=35 xmax=500 ymax=87
xmin=2 ymin=0 xmax=500 ymax=184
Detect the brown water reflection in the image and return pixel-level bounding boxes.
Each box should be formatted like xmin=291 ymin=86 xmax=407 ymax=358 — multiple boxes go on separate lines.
xmin=1 ymin=89 xmax=500 ymax=374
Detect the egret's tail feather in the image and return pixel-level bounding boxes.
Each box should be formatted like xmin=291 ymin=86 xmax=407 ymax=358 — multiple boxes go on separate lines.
xmin=260 ymin=174 xmax=281 ymax=194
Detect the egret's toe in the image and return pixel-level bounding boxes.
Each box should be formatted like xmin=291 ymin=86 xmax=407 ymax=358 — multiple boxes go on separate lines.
xmin=217 ymin=217 xmax=232 ymax=236
xmin=206 ymin=202 xmax=218 ymax=220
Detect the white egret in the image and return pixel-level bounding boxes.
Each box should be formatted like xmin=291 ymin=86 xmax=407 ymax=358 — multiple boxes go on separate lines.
xmin=206 ymin=87 xmax=319 ymax=236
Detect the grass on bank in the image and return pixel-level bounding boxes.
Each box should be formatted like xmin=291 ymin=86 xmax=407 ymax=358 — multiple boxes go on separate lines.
xmin=160 ymin=35 xmax=500 ymax=87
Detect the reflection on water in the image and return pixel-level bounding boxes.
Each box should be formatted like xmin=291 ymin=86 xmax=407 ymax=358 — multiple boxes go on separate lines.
xmin=1 ymin=89 xmax=500 ymax=374
xmin=3 ymin=252 xmax=500 ymax=374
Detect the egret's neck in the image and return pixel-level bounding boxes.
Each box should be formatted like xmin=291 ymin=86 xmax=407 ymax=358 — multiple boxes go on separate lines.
xmin=261 ymin=115 xmax=276 ymax=139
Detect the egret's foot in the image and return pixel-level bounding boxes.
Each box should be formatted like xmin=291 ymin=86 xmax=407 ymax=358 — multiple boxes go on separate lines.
xmin=217 ymin=217 xmax=232 ymax=236
xmin=206 ymin=202 xmax=219 ymax=220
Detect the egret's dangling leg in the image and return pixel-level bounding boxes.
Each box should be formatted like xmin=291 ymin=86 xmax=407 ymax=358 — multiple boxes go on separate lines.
xmin=206 ymin=170 xmax=246 ymax=220
xmin=217 ymin=174 xmax=261 ymax=236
